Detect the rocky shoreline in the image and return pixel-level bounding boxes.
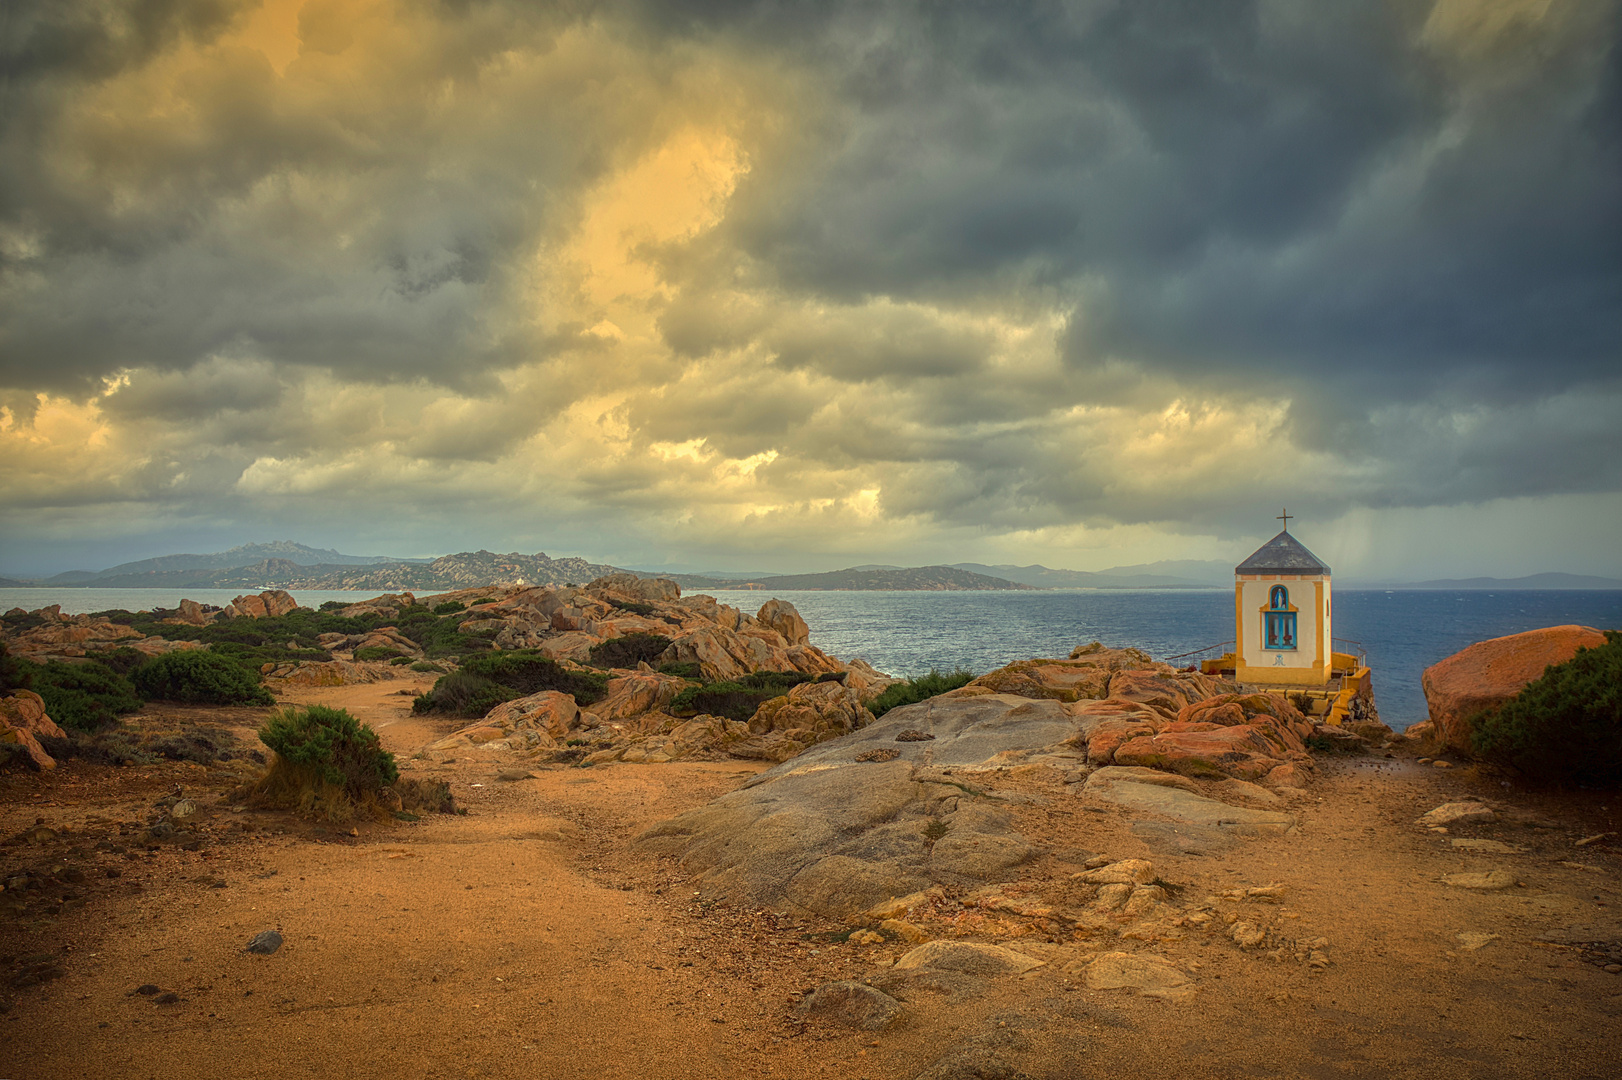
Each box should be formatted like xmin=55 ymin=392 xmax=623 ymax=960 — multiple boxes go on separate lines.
xmin=0 ymin=583 xmax=1617 ymax=1078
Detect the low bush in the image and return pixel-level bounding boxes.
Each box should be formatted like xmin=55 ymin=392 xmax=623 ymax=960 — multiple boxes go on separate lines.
xmin=130 ymin=650 xmax=274 ymax=707
xmin=470 ymin=597 xmax=498 ymax=606
xmin=1 ymin=643 xmax=35 ymax=692
xmin=588 ymin=633 xmax=672 ymax=669
xmin=411 ymin=670 xmax=517 ymax=718
xmin=432 ymin=600 xmax=466 ymax=615
xmin=207 ymin=640 xmax=330 ymax=672
xmin=657 ymin=661 xmax=703 ymax=680
xmin=247 ymin=705 xmax=398 ymax=820
xmin=15 ymin=658 xmax=144 ymax=732
xmin=1471 ymin=630 xmax=1622 ymax=787
xmin=668 ymin=671 xmax=814 ymax=722
xmin=459 ymin=651 xmax=609 ymax=703
xmin=869 ymin=668 xmax=977 ymax=719
xmin=410 ymin=660 xmax=445 ymax=673
xmin=412 ymin=651 xmax=611 ymax=718
xmin=354 ymin=645 xmax=407 ymax=663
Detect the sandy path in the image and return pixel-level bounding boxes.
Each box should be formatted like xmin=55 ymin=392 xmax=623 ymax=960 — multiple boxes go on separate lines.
xmin=2 ymin=683 xmax=1619 ymax=1079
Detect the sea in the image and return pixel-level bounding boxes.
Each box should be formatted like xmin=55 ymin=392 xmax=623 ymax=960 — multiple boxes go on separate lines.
xmin=4 ymin=586 xmax=1620 ymax=732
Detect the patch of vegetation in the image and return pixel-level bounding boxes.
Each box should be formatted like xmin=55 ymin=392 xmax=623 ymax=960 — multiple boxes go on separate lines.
xmin=410 ymin=670 xmax=517 ymax=718
xmin=245 ymin=705 xmax=399 ymax=821
xmin=412 ymin=650 xmax=609 ymax=718
xmin=431 ymin=600 xmax=466 ymax=615
xmin=608 ymin=599 xmax=656 ymax=617
xmin=0 ymin=642 xmax=35 ymax=691
xmin=409 ymin=661 xmax=445 ymax=673
xmin=1304 ymin=733 xmax=1337 ymax=753
xmin=12 ymin=657 xmax=144 ymax=732
xmin=353 ymin=645 xmax=408 ymax=663
xmin=668 ymin=671 xmax=813 ymax=723
xmin=588 ymin=633 xmax=672 ymax=669
xmin=1 ymin=610 xmax=48 ymax=632
xmin=470 ymin=597 xmax=498 ymax=606
xmin=90 ymin=646 xmax=152 ymax=677
xmin=657 ymin=661 xmax=703 ymax=680
xmin=869 ymin=668 xmax=977 ymax=719
xmin=206 ymin=640 xmax=331 ymax=673
xmin=129 ymin=650 xmax=275 ymax=707
xmin=1471 ymin=630 xmax=1622 ymax=787
xmin=37 ymin=726 xmax=259 ymax=768
xmin=923 ymin=819 xmax=950 ymax=841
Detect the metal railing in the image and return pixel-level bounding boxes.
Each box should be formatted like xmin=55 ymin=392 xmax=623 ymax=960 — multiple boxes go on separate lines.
xmin=1333 ymin=637 xmax=1368 ymax=665
xmin=1163 ymin=640 xmax=1235 ymax=662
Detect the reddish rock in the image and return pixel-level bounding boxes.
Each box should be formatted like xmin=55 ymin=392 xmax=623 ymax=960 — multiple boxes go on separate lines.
xmin=1177 ymin=693 xmax=1313 ymax=755
xmin=595 ymin=672 xmax=689 ymax=727
xmin=1112 ymin=725 xmax=1285 ymax=781
xmin=757 ymin=599 xmax=811 ymax=647
xmin=1106 ymin=670 xmax=1231 ymax=720
xmin=0 ymin=691 xmax=66 ymax=770
xmin=1069 ymin=699 xmax=1165 ymax=764
xmin=961 ymin=659 xmax=1114 ymax=702
xmin=1421 ymin=625 xmax=1607 ymax=754
xmin=733 ymin=680 xmax=875 ymax=762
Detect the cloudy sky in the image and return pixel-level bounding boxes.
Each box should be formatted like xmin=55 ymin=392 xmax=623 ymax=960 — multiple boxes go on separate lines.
xmin=1 ymin=0 xmax=1618 ymax=580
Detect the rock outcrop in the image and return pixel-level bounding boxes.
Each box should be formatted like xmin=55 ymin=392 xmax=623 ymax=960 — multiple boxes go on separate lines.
xmin=1422 ymin=625 xmax=1606 ymax=754
xmin=0 ymin=691 xmax=66 ymax=770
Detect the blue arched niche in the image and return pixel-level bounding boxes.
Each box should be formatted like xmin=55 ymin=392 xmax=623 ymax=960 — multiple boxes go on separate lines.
xmin=1264 ymin=585 xmax=1297 ymax=651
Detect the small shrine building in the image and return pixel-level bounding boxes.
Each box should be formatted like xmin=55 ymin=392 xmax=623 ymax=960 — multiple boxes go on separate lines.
xmin=1233 ymin=514 xmax=1332 ymax=686
xmin=1200 ymin=511 xmax=1374 ymax=725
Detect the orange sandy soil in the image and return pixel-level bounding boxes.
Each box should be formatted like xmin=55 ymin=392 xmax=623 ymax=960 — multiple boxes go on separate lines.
xmin=2 ymin=678 xmax=1619 ymax=1080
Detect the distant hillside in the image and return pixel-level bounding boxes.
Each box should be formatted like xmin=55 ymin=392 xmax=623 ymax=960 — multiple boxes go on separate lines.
xmin=952 ymin=561 xmax=1227 ymax=589
xmin=29 ymin=551 xmax=625 ymax=591
xmin=693 ymin=565 xmax=1035 ymax=591
xmin=43 ymin=541 xmax=427 ymax=584
xmin=1383 ymin=572 xmax=1622 ymax=590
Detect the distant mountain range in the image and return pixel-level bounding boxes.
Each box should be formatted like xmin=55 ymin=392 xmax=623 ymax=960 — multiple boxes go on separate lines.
xmin=1360 ymin=572 xmax=1622 ymax=590
xmin=2 ymin=542 xmax=1617 ymax=593
xmin=951 ymin=560 xmax=1231 ymax=589
xmin=671 ymin=566 xmax=1036 ymax=591
xmin=41 ymin=541 xmax=429 ymax=585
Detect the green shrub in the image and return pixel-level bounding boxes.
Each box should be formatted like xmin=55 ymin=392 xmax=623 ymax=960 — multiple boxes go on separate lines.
xmin=460 ymin=650 xmax=609 ymax=703
xmin=91 ymin=646 xmax=151 ymax=677
xmin=413 ymin=651 xmax=609 ymax=718
xmin=15 ymin=657 xmax=144 ymax=732
xmin=260 ymin=705 xmax=397 ymax=789
xmin=354 ymin=645 xmax=407 ymax=662
xmin=432 ymin=600 xmax=466 ymax=615
xmin=410 ymin=661 xmax=445 ymax=673
xmin=470 ymin=597 xmax=497 ymax=605
xmin=609 ymin=599 xmax=656 ymax=617
xmin=0 ymin=643 xmax=34 ymax=692
xmin=130 ymin=650 xmax=274 ymax=706
xmin=1471 ymin=630 xmax=1622 ymax=786
xmin=207 ymin=640 xmax=330 ymax=671
xmin=588 ymin=633 xmax=672 ymax=669
xmin=869 ymin=668 xmax=977 ymax=719
xmin=246 ymin=705 xmax=398 ymax=820
xmin=657 ymin=661 xmax=702 ymax=680
xmin=411 ymin=670 xmax=518 ymax=718
xmin=668 ymin=671 xmax=813 ymax=722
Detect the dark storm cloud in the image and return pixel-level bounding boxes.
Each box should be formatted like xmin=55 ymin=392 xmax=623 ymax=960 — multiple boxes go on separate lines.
xmin=656 ymin=0 xmax=1619 ymax=392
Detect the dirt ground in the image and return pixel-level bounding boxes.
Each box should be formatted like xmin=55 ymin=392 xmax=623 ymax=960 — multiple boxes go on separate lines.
xmin=2 ymin=679 xmax=1619 ymax=1080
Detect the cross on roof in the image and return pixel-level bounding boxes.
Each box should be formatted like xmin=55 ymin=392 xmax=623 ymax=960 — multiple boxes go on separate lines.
xmin=1277 ymin=508 xmax=1292 ymax=530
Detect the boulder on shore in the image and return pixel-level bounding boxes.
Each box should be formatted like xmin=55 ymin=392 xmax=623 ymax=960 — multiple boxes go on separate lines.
xmin=1421 ymin=625 xmax=1606 ymax=754
xmin=0 ymin=691 xmax=66 ymax=770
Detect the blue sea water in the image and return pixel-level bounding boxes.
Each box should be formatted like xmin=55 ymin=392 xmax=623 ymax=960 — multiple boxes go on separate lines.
xmin=709 ymin=588 xmax=1622 ymax=731
xmin=5 ymin=585 xmax=1619 ymax=732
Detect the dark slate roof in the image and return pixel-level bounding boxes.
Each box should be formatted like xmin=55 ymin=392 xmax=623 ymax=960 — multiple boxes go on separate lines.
xmin=1236 ymin=531 xmax=1331 ymax=575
